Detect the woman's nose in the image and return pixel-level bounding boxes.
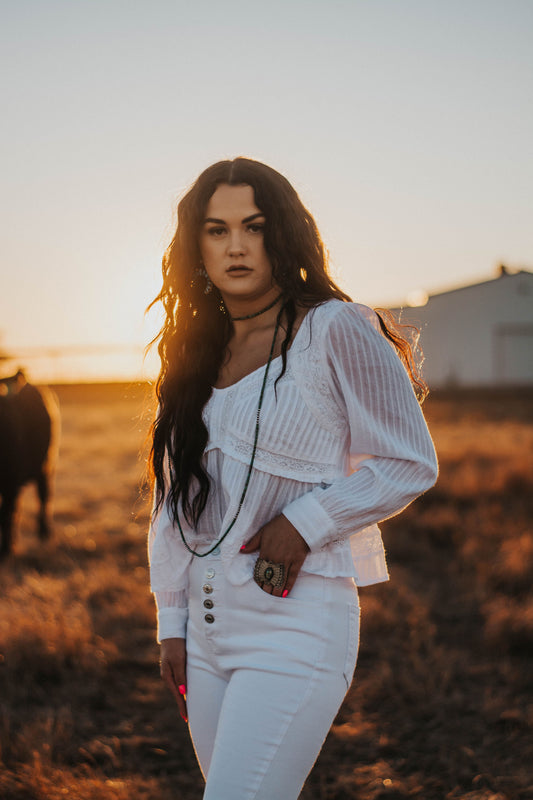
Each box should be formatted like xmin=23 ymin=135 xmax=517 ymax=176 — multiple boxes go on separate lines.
xmin=228 ymin=231 xmax=245 ymax=255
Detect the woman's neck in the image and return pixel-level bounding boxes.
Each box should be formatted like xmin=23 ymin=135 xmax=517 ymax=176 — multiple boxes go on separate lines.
xmin=223 ymin=288 xmax=283 ymax=328
xmin=230 ymin=293 xmax=283 ymax=322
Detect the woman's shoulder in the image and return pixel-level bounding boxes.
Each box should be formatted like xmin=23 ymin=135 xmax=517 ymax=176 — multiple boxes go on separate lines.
xmin=292 ymin=299 xmax=384 ymax=372
xmin=307 ymin=299 xmax=382 ymax=337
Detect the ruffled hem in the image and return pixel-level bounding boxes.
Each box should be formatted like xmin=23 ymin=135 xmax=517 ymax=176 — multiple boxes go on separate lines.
xmin=204 ymin=439 xmax=341 ymax=483
xmin=218 ymin=524 xmax=389 ymax=588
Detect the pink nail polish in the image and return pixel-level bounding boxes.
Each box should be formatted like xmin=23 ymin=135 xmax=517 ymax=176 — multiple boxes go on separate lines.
xmin=240 ymin=544 xmax=246 ymax=551
xmin=282 ymin=589 xmax=289 ymax=598
xmin=181 ymin=713 xmax=188 ymax=723
xmin=178 ymin=684 xmax=186 ymax=696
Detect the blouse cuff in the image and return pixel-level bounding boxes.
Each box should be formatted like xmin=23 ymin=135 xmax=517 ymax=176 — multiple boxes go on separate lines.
xmin=282 ymin=492 xmax=336 ymax=552
xmin=156 ymin=606 xmax=188 ymax=643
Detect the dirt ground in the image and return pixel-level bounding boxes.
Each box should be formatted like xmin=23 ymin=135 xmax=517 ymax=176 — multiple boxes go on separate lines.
xmin=0 ymin=383 xmax=532 ymax=800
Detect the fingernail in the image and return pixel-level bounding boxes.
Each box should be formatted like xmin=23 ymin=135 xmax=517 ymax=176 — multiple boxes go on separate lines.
xmin=178 ymin=684 xmax=186 ymax=696
xmin=181 ymin=713 xmax=188 ymax=723
xmin=282 ymin=589 xmax=289 ymax=598
xmin=240 ymin=544 xmax=246 ymax=551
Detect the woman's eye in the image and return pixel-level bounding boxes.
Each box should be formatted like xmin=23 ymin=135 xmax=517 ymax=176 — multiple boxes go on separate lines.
xmin=247 ymin=224 xmax=264 ymax=234
xmin=207 ymin=226 xmax=226 ymax=237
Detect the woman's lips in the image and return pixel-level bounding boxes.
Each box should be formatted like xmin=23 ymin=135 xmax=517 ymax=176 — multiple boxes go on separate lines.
xmin=227 ymin=266 xmax=252 ymax=274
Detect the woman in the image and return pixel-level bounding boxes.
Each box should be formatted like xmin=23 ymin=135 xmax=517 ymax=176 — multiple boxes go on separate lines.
xmin=148 ymin=157 xmax=438 ymax=799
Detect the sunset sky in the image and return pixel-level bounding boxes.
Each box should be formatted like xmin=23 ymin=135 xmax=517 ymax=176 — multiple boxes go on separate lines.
xmin=1 ymin=0 xmax=532 ymax=381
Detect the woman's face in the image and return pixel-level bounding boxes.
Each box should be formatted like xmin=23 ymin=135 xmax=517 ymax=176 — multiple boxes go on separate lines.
xmin=199 ymin=183 xmax=279 ymax=306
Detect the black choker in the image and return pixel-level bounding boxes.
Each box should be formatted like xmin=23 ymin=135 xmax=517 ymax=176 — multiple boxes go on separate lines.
xmin=230 ymin=294 xmax=283 ymax=322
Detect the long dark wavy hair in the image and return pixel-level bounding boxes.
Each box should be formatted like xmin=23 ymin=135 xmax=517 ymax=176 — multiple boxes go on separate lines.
xmin=149 ymin=157 xmax=426 ymax=527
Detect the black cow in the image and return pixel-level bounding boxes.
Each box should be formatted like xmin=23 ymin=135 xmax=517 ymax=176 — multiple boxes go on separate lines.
xmin=0 ymin=370 xmax=59 ymax=558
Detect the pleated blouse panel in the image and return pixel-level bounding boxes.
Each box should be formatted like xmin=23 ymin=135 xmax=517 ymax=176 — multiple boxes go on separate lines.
xmin=204 ymin=361 xmax=346 ymax=484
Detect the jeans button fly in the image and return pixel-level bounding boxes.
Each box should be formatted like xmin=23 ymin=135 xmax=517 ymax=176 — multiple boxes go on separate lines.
xmin=206 ymin=568 xmax=215 ymax=579
xmin=204 ymin=614 xmax=215 ymax=624
xmin=203 ymin=584 xmax=213 ymax=594
xmin=203 ymin=599 xmax=214 ymax=609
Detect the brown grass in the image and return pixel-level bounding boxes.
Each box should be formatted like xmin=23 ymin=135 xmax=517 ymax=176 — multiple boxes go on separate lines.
xmin=1 ymin=384 xmax=532 ymax=800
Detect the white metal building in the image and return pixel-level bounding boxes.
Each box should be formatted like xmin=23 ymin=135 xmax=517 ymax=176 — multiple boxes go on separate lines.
xmin=390 ymin=269 xmax=533 ymax=388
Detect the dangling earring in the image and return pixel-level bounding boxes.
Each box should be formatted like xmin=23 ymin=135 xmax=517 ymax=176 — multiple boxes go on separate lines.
xmin=203 ymin=270 xmax=213 ymax=295
xmin=196 ymin=264 xmax=212 ymax=294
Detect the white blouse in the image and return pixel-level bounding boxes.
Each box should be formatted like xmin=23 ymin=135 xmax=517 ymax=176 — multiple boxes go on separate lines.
xmin=148 ymin=300 xmax=438 ymax=641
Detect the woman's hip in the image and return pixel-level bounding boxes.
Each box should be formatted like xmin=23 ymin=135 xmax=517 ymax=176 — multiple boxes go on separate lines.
xmin=187 ymin=554 xmax=360 ymax=681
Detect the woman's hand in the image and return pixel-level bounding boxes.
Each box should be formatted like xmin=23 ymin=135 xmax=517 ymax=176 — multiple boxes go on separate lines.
xmin=240 ymin=514 xmax=310 ymax=597
xmin=160 ymin=637 xmax=188 ymax=723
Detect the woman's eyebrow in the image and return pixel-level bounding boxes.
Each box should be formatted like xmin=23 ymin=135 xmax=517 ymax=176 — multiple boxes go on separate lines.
xmin=242 ymin=212 xmax=265 ymax=223
xmin=203 ymin=212 xmax=265 ymax=225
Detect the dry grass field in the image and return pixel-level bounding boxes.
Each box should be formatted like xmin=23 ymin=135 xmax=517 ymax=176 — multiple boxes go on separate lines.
xmin=1 ymin=383 xmax=532 ymax=800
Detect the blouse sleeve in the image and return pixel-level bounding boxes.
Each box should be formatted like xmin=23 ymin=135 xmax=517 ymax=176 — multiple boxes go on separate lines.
xmin=282 ymin=303 xmax=438 ymax=551
xmin=148 ymin=488 xmax=190 ymax=642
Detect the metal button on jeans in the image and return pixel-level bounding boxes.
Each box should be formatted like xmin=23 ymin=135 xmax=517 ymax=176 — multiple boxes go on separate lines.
xmin=203 ymin=599 xmax=214 ymax=609
xmin=206 ymin=568 xmax=215 ymax=579
xmin=203 ymin=584 xmax=213 ymax=594
xmin=212 ymin=547 xmax=221 ymax=555
xmin=204 ymin=614 xmax=215 ymax=623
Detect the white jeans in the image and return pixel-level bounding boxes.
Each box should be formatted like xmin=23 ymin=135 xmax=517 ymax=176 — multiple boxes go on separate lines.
xmin=186 ymin=550 xmax=360 ymax=799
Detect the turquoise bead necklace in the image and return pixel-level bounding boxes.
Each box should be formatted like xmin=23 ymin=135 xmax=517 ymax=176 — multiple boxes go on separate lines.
xmin=176 ymin=304 xmax=285 ymax=557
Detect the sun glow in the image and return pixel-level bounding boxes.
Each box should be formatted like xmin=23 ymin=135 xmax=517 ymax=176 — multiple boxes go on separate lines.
xmin=407 ymin=290 xmax=429 ymax=307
